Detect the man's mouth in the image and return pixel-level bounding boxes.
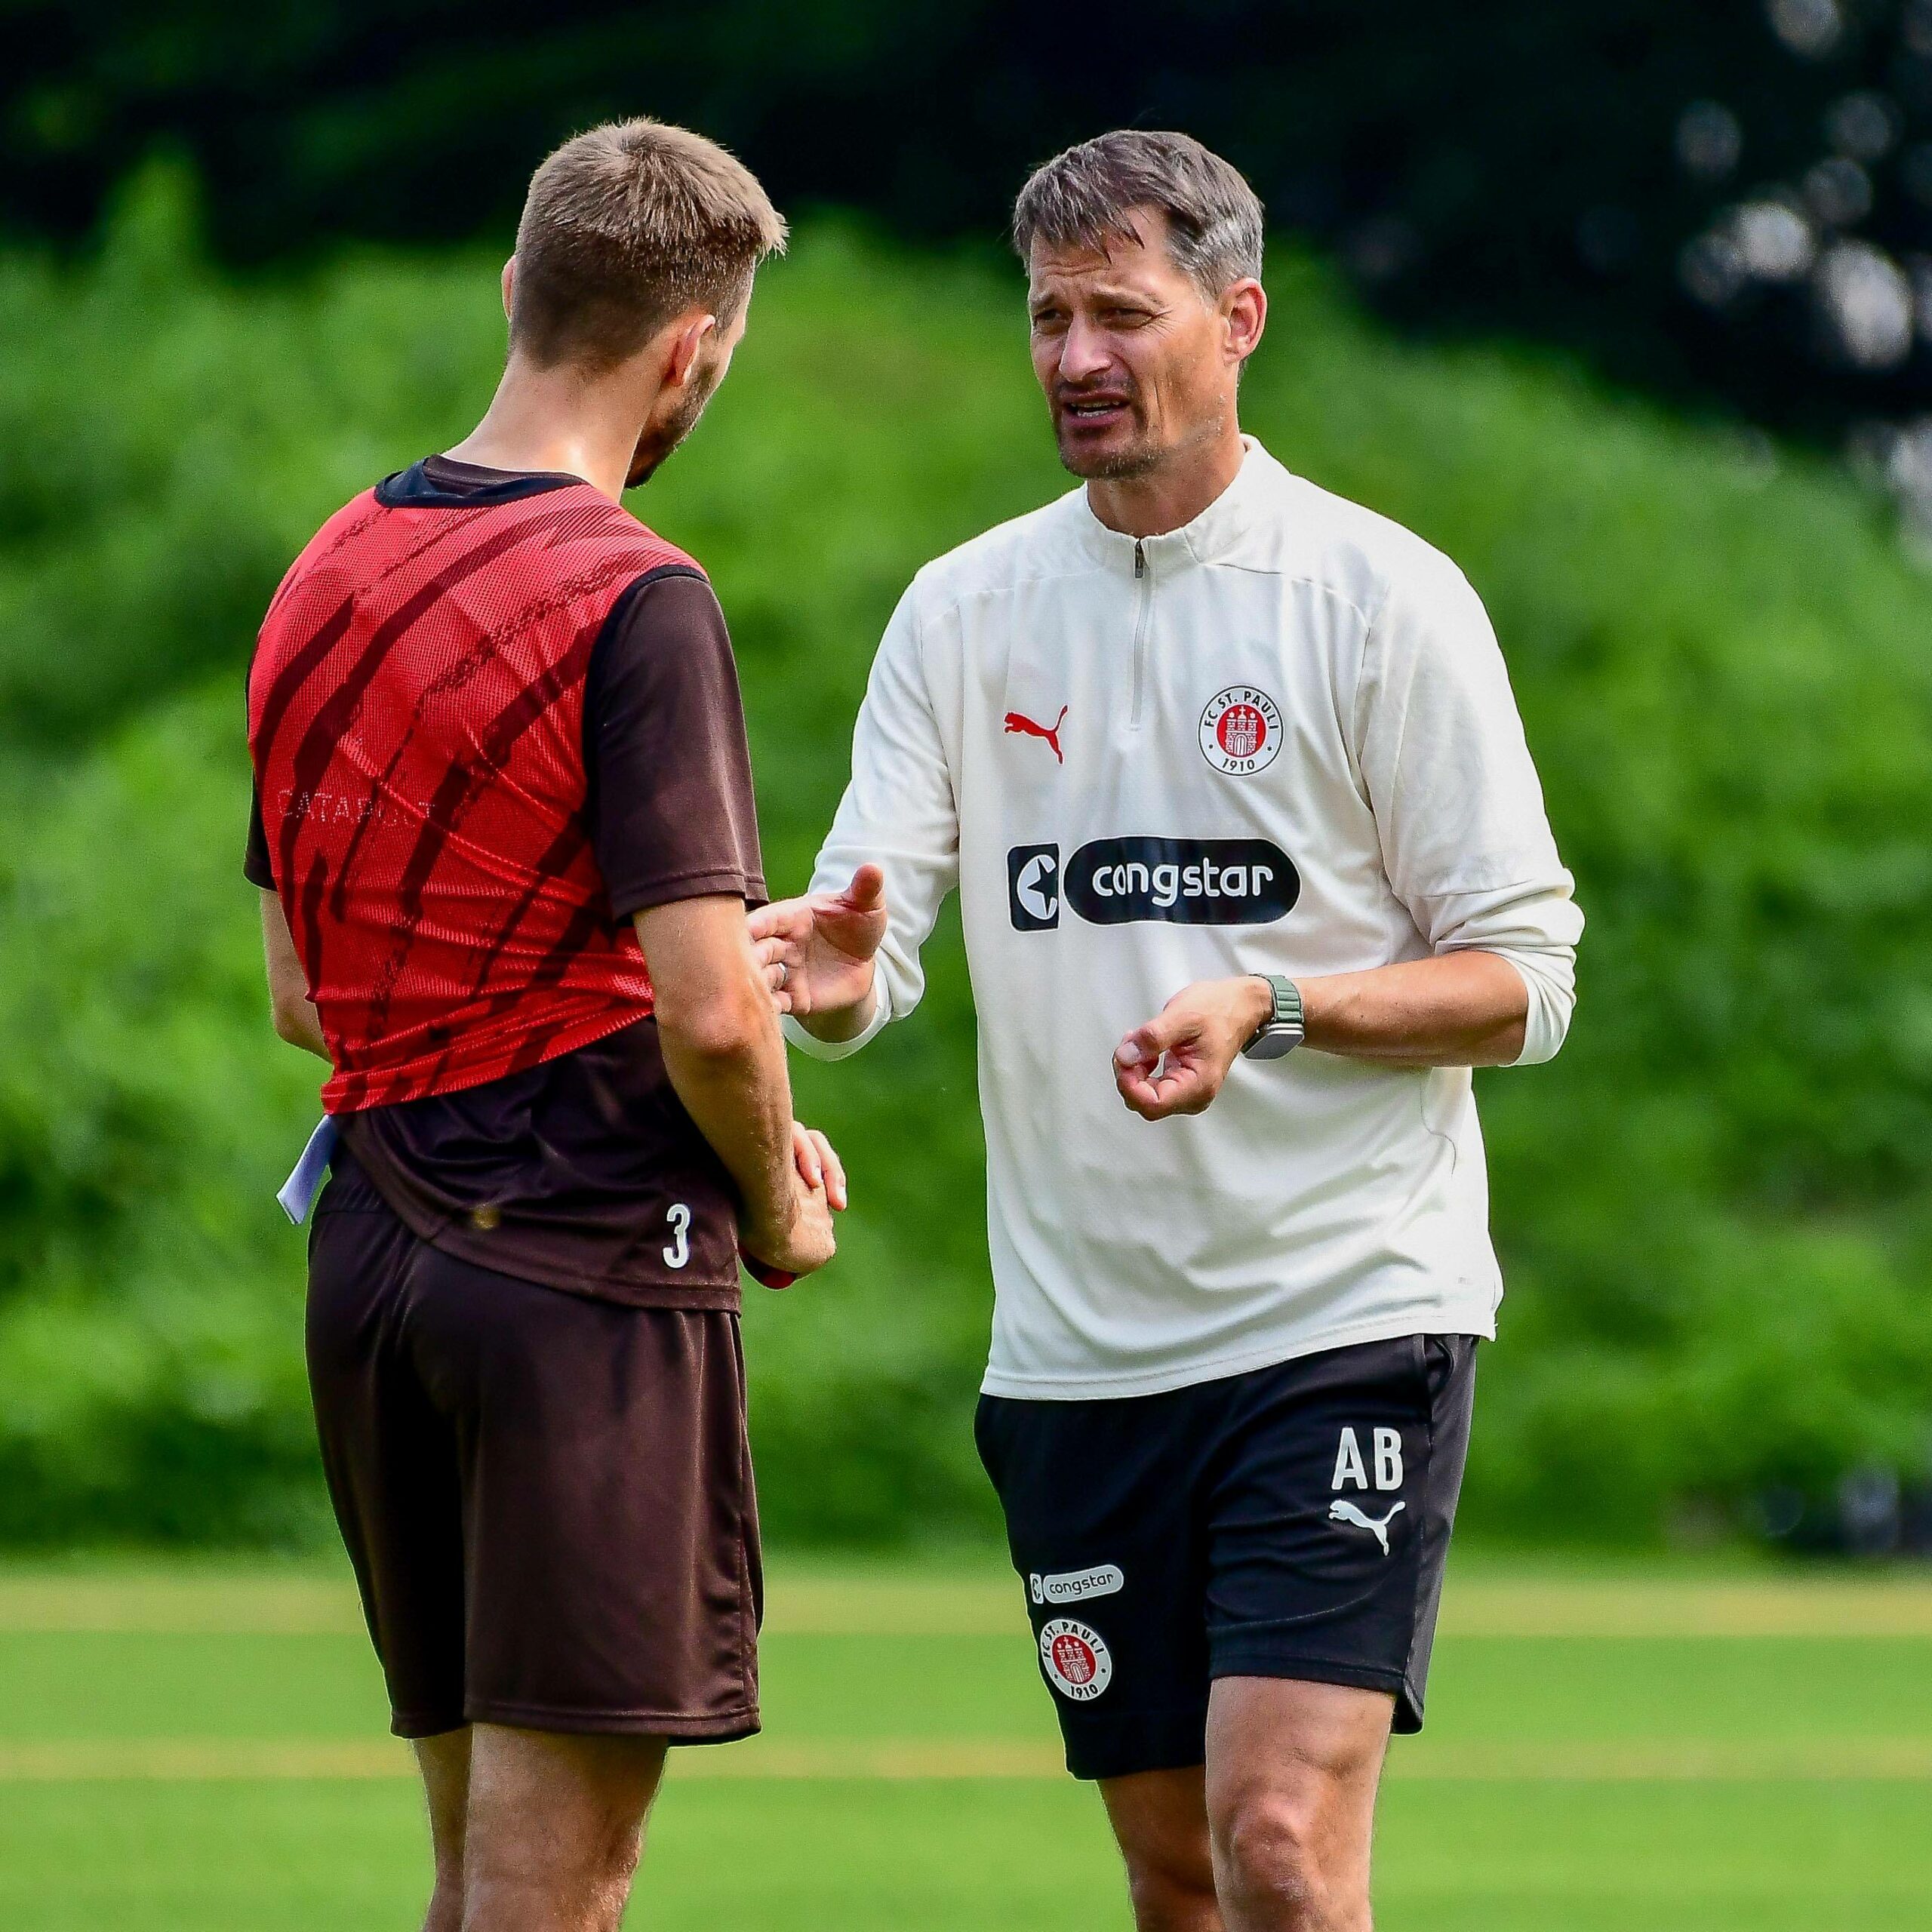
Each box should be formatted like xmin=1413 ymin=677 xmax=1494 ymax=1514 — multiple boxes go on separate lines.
xmin=1058 ymin=395 xmax=1133 ymax=426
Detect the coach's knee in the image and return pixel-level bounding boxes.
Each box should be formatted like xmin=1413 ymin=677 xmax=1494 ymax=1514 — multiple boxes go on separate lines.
xmin=1211 ymin=1787 xmax=1345 ymax=1929
xmin=1121 ymin=1835 xmax=1220 ymax=1932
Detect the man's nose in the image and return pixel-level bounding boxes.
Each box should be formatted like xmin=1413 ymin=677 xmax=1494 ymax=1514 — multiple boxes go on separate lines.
xmin=1058 ymin=318 xmax=1115 ymax=387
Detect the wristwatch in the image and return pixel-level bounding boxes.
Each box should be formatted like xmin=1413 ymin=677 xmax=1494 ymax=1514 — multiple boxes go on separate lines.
xmin=1241 ymin=974 xmax=1306 ymax=1060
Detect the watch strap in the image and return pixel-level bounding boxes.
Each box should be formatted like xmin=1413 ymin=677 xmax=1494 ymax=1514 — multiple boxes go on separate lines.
xmin=1243 ymin=974 xmax=1305 ymax=1058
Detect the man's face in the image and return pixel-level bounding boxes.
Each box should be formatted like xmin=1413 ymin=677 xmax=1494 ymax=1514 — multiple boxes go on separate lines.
xmin=1028 ymin=210 xmax=1244 ymax=482
xmin=626 ymin=304 xmax=747 ymax=488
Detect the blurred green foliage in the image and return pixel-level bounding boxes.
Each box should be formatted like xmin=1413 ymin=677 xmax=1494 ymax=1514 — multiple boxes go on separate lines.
xmin=2 ymin=171 xmax=1929 ymax=1548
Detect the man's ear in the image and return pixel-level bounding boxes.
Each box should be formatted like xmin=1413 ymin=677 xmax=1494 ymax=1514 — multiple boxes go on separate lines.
xmin=1223 ymin=278 xmax=1267 ymax=366
xmin=663 ymin=311 xmax=718 ymax=388
xmin=501 ymin=257 xmax=516 ymax=324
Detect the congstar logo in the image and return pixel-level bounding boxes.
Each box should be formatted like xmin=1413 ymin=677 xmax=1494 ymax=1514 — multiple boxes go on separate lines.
xmin=1008 ymin=844 xmax=1061 ymax=930
xmin=1007 ymin=838 xmax=1298 ymax=929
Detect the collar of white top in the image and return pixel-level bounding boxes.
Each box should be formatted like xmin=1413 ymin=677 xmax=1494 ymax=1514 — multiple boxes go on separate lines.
xmin=1071 ymin=433 xmax=1273 ymax=575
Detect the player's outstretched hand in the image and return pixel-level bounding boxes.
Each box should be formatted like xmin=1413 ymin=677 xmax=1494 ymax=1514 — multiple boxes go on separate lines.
xmin=1114 ymin=977 xmax=1271 ymax=1121
xmin=749 ymin=865 xmax=888 ymax=1019
xmin=741 ymin=1121 xmax=847 ymax=1286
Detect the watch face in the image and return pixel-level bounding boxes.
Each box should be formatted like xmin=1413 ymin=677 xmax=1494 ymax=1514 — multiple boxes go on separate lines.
xmin=1244 ymin=1024 xmax=1303 ymax=1061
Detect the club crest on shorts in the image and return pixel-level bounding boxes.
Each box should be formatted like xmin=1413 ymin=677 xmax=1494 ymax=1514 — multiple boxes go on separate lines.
xmin=1199 ymin=686 xmax=1282 ymax=776
xmin=1039 ymin=1617 xmax=1113 ymax=1700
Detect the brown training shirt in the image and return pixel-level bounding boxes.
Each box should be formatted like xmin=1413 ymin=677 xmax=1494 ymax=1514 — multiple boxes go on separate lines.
xmin=247 ymin=456 xmax=766 ymax=1308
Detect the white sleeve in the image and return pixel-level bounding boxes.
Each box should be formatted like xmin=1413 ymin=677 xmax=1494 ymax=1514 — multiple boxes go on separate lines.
xmin=782 ymin=583 xmax=959 ymax=1063
xmin=1354 ymin=557 xmax=1583 ymax=1066
xmin=1403 ymin=880 xmax=1581 ymax=1066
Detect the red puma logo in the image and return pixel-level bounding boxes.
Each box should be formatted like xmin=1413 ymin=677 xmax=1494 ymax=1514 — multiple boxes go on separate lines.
xmin=1004 ymin=706 xmax=1068 ymax=764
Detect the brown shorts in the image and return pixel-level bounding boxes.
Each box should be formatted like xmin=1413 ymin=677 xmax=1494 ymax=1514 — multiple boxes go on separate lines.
xmin=305 ymin=1149 xmax=761 ymax=1742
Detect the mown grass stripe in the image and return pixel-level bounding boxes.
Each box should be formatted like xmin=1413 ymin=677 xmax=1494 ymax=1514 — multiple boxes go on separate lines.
xmin=0 ymin=1737 xmax=1927 ymax=1784
xmin=3 ymin=1574 xmax=1931 ymax=1638
xmin=766 ymin=1577 xmax=1932 ymax=1639
xmin=0 ymin=1582 xmax=364 ymax=1635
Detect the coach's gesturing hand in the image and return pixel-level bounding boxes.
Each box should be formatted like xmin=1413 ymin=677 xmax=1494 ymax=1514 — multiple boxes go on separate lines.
xmin=750 ymin=864 xmax=888 ymax=1041
xmin=1115 ymin=977 xmax=1275 ymax=1121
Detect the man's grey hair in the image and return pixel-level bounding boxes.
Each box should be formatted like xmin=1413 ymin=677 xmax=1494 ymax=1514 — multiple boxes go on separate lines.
xmin=1012 ymin=131 xmax=1264 ymax=297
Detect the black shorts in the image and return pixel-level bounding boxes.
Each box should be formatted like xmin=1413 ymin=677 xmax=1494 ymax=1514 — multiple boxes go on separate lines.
xmin=974 ymin=1334 xmax=1476 ymax=1782
xmin=306 ymin=1149 xmax=762 ymax=1742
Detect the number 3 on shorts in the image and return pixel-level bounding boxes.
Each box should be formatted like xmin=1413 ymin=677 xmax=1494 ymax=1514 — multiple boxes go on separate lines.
xmin=663 ymin=1204 xmax=691 ymax=1269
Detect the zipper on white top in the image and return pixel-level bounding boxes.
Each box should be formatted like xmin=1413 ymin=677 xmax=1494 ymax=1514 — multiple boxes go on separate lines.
xmin=1130 ymin=540 xmax=1152 ymax=729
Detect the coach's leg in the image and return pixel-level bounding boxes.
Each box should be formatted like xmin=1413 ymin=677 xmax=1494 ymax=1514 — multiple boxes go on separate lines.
xmin=415 ymin=1727 xmax=472 ymax=1932
xmin=460 ymin=1724 xmax=668 ymax=1932
xmin=1204 ymin=1678 xmax=1392 ymax=1932
xmin=1100 ymin=1765 xmax=1224 ymax=1932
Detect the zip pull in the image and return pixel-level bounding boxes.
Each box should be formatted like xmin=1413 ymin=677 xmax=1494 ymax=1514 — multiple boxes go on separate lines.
xmin=1129 ymin=540 xmax=1152 ymax=728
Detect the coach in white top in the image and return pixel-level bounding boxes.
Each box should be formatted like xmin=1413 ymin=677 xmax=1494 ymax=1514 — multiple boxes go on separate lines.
xmin=755 ymin=130 xmax=1579 ymax=1932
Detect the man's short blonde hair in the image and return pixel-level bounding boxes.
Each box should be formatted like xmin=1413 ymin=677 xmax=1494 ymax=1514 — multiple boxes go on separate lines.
xmin=512 ymin=118 xmax=787 ymax=371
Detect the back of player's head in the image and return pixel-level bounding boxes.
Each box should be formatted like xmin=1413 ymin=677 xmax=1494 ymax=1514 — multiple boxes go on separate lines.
xmin=512 ymin=118 xmax=788 ymax=373
xmin=1013 ymin=131 xmax=1264 ymax=297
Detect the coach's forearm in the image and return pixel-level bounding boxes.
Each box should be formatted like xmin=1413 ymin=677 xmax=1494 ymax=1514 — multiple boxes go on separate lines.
xmin=796 ymin=973 xmax=880 ymax=1045
xmin=1298 ymin=951 xmax=1527 ymax=1067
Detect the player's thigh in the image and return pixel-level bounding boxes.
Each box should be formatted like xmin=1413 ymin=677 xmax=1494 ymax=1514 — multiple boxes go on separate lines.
xmin=464 ymin=1724 xmax=667 ymax=1875
xmin=306 ymin=1161 xmax=469 ymax=1737
xmin=413 ymin=1727 xmax=472 ymax=1872
xmin=411 ymin=1265 xmax=761 ymax=1740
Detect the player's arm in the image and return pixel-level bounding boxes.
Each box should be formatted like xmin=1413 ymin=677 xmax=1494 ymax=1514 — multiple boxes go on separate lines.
xmin=751 ymin=584 xmax=956 ymax=1054
xmin=258 ymin=888 xmax=330 ymax=1061
xmin=591 ymin=569 xmax=841 ymax=1274
xmin=635 ymin=896 xmax=836 ymax=1275
xmin=250 ymin=775 xmax=330 ymax=1061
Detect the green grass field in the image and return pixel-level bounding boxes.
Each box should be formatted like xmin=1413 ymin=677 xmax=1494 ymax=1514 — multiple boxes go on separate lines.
xmin=1 ymin=1559 xmax=1927 ymax=1929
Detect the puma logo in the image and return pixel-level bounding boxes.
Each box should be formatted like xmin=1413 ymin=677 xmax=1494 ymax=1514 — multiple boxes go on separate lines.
xmin=1004 ymin=706 xmax=1068 ymax=764
xmin=1328 ymin=1499 xmax=1405 ymax=1555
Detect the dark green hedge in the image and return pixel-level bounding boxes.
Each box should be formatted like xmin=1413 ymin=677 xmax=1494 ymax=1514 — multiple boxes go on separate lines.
xmin=10 ymin=5 xmax=1932 ymax=440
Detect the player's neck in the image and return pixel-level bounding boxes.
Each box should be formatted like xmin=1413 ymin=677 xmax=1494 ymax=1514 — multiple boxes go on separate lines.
xmin=1084 ymin=417 xmax=1246 ymax=540
xmin=446 ymin=355 xmax=649 ymax=504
